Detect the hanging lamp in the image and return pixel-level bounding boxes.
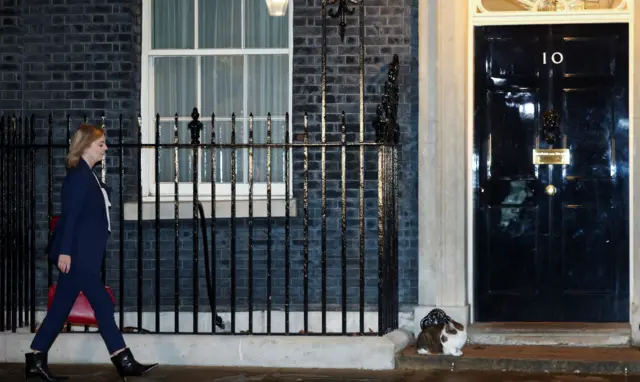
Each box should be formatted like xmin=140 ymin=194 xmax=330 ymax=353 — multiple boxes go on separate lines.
xmin=265 ymin=0 xmax=289 ymax=16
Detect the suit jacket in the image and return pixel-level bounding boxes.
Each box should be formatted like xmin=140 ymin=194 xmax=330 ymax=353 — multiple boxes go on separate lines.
xmin=47 ymin=158 xmax=110 ymax=274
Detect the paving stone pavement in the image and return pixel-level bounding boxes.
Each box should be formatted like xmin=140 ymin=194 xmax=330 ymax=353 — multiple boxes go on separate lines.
xmin=398 ymin=344 xmax=640 ymax=375
xmin=3 ymin=364 xmax=640 ymax=382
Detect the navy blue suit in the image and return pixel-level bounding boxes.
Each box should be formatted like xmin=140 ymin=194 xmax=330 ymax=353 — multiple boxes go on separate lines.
xmin=32 ymin=158 xmax=126 ymax=354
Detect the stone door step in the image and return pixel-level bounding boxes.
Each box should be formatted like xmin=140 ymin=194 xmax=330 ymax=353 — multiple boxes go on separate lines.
xmin=468 ymin=322 xmax=630 ymax=347
xmin=396 ymin=344 xmax=640 ymax=375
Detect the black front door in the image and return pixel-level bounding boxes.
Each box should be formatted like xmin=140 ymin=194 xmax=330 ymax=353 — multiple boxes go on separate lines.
xmin=474 ymin=23 xmax=629 ymax=322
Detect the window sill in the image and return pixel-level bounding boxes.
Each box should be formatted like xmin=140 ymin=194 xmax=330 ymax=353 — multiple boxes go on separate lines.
xmin=123 ymin=198 xmax=298 ymax=221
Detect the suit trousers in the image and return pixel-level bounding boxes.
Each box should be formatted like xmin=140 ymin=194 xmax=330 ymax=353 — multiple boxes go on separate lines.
xmin=31 ymin=270 xmax=126 ymax=355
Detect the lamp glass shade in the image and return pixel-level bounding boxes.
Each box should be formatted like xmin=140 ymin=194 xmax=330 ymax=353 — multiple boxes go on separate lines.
xmin=265 ymin=0 xmax=289 ymax=16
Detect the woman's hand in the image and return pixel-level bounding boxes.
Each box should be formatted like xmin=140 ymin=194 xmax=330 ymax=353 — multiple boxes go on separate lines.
xmin=58 ymin=254 xmax=71 ymax=273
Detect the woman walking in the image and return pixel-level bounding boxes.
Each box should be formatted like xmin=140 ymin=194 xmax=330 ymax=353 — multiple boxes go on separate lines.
xmin=25 ymin=124 xmax=158 ymax=381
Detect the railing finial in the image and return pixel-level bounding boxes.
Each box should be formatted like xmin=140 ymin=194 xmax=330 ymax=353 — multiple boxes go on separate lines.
xmin=189 ymin=107 xmax=203 ymax=145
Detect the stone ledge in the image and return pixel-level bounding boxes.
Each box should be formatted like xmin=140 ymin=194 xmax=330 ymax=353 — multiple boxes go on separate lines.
xmin=396 ymin=344 xmax=640 ymax=375
xmin=24 ymin=310 xmax=414 ymax=335
xmin=124 ymin=198 xmax=298 ymax=220
xmin=0 ymin=331 xmax=5 ymax=364
xmin=1 ymin=329 xmax=413 ymax=370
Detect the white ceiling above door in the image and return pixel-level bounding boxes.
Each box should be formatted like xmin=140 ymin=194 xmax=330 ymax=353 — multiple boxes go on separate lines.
xmin=472 ymin=0 xmax=630 ymax=25
xmin=478 ymin=0 xmax=625 ymax=12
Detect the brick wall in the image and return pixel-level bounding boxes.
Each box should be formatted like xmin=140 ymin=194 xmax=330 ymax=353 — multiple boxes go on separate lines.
xmin=290 ymin=0 xmax=418 ymax=308
xmin=0 ymin=0 xmax=23 ymax=113
xmin=0 ymin=0 xmax=143 ymax=312
xmin=0 ymin=0 xmax=419 ymax=322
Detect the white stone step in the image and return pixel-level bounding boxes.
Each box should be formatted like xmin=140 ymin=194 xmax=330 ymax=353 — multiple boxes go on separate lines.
xmin=468 ymin=323 xmax=630 ymax=347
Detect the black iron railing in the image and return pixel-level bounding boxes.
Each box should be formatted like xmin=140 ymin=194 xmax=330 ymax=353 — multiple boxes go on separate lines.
xmin=0 ymin=55 xmax=400 ymax=337
xmin=0 ymin=114 xmax=37 ymax=333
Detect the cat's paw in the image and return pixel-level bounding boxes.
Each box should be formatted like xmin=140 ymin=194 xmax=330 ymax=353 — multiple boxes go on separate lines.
xmin=417 ymin=348 xmax=430 ymax=355
xmin=444 ymin=348 xmax=463 ymax=357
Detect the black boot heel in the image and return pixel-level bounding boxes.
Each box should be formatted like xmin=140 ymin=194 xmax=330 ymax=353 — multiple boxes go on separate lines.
xmin=24 ymin=352 xmax=69 ymax=382
xmin=110 ymin=348 xmax=158 ymax=381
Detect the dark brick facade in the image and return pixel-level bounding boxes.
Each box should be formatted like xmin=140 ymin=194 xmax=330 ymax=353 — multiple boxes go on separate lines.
xmin=0 ymin=0 xmax=419 ymax=321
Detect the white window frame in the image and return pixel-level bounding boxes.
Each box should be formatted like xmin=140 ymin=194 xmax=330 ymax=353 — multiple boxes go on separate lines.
xmin=140 ymin=0 xmax=294 ymax=202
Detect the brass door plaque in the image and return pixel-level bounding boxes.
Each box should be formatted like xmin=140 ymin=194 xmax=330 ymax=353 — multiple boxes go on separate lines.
xmin=532 ymin=149 xmax=570 ymax=165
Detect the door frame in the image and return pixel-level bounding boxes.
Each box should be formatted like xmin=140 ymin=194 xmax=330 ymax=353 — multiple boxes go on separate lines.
xmin=466 ymin=0 xmax=635 ymax=323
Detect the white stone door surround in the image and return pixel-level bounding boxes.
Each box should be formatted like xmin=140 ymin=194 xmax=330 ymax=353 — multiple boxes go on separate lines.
xmin=415 ymin=0 xmax=640 ymax=345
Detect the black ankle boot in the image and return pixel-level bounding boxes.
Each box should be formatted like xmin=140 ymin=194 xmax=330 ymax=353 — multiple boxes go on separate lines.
xmin=24 ymin=352 xmax=69 ymax=382
xmin=110 ymin=348 xmax=158 ymax=380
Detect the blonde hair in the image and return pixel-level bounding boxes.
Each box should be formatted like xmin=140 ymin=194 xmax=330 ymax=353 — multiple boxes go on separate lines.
xmin=66 ymin=124 xmax=105 ymax=168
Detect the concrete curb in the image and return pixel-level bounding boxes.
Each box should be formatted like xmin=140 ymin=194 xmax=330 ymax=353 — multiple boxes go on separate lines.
xmin=1 ymin=329 xmax=414 ymax=370
xmin=0 ymin=331 xmax=6 ymax=364
xmin=384 ymin=327 xmax=415 ymax=354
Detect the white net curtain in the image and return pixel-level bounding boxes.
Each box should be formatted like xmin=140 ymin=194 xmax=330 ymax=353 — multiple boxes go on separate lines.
xmin=151 ymin=0 xmax=289 ymax=185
